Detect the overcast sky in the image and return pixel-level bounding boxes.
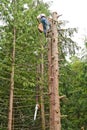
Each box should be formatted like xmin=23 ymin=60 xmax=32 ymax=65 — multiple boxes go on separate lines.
xmin=44 ymin=0 xmax=87 ymax=48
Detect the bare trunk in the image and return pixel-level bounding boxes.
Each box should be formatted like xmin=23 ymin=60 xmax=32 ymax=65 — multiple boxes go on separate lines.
xmin=48 ymin=12 xmax=61 ymax=130
xmin=40 ymin=45 xmax=46 ymax=130
xmin=8 ymin=27 xmax=16 ymax=130
xmin=48 ymin=38 xmax=54 ymax=130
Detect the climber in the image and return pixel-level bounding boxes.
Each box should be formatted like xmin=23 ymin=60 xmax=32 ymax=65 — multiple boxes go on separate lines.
xmin=37 ymin=13 xmax=50 ymax=36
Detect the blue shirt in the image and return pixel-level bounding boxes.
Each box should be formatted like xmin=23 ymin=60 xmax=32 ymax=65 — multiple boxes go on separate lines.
xmin=41 ymin=17 xmax=50 ymax=35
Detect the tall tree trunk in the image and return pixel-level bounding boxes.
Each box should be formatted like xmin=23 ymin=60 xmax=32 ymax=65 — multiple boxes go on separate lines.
xmin=8 ymin=27 xmax=16 ymax=130
xmin=48 ymin=37 xmax=54 ymax=130
xmin=48 ymin=12 xmax=61 ymax=130
xmin=40 ymin=45 xmax=46 ymax=130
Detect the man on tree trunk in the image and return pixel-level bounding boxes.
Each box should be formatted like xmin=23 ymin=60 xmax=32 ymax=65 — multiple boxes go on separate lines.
xmin=37 ymin=13 xmax=50 ymax=36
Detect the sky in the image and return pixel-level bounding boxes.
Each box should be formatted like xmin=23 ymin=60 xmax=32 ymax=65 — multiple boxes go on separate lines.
xmin=0 ymin=0 xmax=87 ymax=49
xmin=43 ymin=0 xmax=87 ymax=48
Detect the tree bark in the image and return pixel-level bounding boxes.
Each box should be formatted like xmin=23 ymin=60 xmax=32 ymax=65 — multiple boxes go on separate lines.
xmin=8 ymin=27 xmax=16 ymax=130
xmin=48 ymin=37 xmax=54 ymax=130
xmin=40 ymin=45 xmax=46 ymax=130
xmin=48 ymin=12 xmax=61 ymax=130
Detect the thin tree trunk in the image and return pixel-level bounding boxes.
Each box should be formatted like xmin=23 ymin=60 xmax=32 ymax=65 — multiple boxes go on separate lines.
xmin=8 ymin=27 xmax=16 ymax=130
xmin=40 ymin=45 xmax=46 ymax=130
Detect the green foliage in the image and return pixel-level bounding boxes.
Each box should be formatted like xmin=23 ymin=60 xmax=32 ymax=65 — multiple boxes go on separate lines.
xmin=60 ymin=57 xmax=87 ymax=130
xmin=0 ymin=0 xmax=49 ymax=129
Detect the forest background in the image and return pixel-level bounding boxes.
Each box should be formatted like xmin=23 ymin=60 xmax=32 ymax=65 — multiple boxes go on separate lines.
xmin=0 ymin=0 xmax=87 ymax=130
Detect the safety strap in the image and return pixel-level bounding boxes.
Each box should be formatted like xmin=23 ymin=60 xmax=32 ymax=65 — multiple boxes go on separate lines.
xmin=34 ymin=104 xmax=39 ymax=120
